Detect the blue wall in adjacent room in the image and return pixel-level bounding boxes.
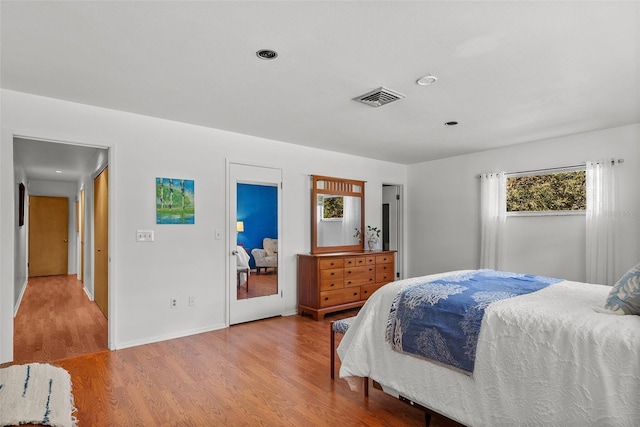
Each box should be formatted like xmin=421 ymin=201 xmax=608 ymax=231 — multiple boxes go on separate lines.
xmin=237 ymin=183 xmax=278 ymax=268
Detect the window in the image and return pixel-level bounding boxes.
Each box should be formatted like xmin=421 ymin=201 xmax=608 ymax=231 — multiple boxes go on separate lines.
xmin=506 ymin=169 xmax=586 ymax=214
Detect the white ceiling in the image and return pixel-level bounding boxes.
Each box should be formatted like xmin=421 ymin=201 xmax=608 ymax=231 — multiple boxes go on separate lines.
xmin=2 ymin=1 xmax=639 ymax=170
xmin=13 ymin=138 xmax=104 ymax=183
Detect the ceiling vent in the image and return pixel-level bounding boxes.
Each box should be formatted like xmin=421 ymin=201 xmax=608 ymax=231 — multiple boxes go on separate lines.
xmin=353 ymin=87 xmax=405 ymax=107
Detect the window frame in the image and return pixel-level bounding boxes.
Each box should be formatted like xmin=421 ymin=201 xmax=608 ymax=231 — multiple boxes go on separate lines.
xmin=506 ymin=166 xmax=586 ymax=217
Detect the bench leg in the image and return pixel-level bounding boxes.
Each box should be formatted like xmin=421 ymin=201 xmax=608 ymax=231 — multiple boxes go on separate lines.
xmin=330 ymin=322 xmax=336 ymax=379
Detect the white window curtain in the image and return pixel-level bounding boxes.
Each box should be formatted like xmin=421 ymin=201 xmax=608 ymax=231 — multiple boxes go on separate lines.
xmin=480 ymin=172 xmax=507 ymax=270
xmin=341 ymin=195 xmax=359 ymax=245
xmin=586 ymin=160 xmax=617 ymax=285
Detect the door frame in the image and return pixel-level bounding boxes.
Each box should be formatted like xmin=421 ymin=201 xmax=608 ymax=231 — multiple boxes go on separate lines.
xmin=382 ymin=183 xmax=404 ymax=280
xmin=225 ymin=159 xmax=284 ymax=325
xmin=4 ymin=132 xmax=115 ymax=363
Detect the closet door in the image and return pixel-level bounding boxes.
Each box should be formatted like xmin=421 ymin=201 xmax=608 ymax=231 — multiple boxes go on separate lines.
xmin=28 ymin=196 xmax=68 ymax=277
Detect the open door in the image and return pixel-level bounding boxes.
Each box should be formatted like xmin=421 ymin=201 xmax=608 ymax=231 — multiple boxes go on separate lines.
xmin=228 ymin=163 xmax=282 ymax=324
xmin=94 ymin=167 xmax=108 ymax=318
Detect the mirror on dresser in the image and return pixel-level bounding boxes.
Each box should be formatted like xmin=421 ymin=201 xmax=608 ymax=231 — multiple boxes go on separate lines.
xmin=311 ymin=175 xmax=365 ymax=254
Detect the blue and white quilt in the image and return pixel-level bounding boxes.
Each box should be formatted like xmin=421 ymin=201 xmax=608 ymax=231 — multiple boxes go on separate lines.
xmin=386 ymin=269 xmax=562 ymax=375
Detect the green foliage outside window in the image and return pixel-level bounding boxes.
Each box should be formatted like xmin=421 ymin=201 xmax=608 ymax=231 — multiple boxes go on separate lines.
xmin=322 ymin=196 xmax=344 ymax=219
xmin=506 ymin=171 xmax=586 ymax=212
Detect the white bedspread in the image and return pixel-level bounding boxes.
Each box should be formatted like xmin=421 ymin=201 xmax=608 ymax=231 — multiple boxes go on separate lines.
xmin=337 ymin=271 xmax=640 ymax=426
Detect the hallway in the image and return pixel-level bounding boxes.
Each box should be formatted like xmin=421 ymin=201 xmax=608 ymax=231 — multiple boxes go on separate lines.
xmin=13 ymin=275 xmax=108 ymax=364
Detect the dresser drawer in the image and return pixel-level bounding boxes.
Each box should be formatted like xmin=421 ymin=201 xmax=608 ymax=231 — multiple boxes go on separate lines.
xmin=320 ymin=288 xmax=360 ymax=308
xmin=320 ymin=268 xmax=343 ymax=282
xmin=376 ymin=254 xmax=394 ymax=265
xmin=361 ymin=282 xmax=385 ymax=299
xmin=345 ymin=256 xmax=369 ymax=267
xmin=320 ymin=278 xmax=343 ymax=291
xmin=319 ymin=258 xmax=344 ymax=269
xmin=344 ymin=265 xmax=375 ymax=287
xmin=375 ymin=263 xmax=394 ymax=283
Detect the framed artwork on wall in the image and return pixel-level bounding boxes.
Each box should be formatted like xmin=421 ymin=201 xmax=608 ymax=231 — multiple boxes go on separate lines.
xmin=18 ymin=182 xmax=25 ymax=227
xmin=156 ymin=177 xmax=195 ymax=224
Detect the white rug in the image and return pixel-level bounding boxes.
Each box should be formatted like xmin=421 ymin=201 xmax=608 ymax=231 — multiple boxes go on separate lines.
xmin=0 ymin=363 xmax=76 ymax=427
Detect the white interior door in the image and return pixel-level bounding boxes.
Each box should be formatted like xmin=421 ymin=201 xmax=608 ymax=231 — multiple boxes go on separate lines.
xmin=228 ymin=163 xmax=283 ymax=324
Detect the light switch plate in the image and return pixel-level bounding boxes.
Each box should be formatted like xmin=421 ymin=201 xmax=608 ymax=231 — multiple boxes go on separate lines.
xmin=136 ymin=230 xmax=154 ymax=242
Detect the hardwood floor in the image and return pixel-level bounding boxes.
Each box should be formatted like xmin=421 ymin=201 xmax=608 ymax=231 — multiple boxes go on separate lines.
xmin=8 ymin=276 xmax=461 ymax=426
xmin=13 ymin=275 xmax=108 ymax=364
xmin=237 ymin=269 xmax=278 ymax=300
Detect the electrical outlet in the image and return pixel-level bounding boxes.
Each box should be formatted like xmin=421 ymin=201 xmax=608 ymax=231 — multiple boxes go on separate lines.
xmin=136 ymin=230 xmax=154 ymax=242
xmin=189 ymin=296 xmax=195 ymax=306
xmin=170 ymin=298 xmax=177 ymax=308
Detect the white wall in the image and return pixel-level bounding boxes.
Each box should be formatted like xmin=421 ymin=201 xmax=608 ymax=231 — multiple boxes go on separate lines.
xmin=13 ymin=167 xmax=28 ymax=311
xmin=407 ymin=124 xmax=640 ymax=282
xmin=0 ymin=89 xmax=407 ymax=363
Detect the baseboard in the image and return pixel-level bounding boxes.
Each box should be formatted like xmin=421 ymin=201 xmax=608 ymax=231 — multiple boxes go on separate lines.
xmin=115 ymin=322 xmax=227 ymax=350
xmin=13 ymin=278 xmax=28 ymax=317
xmin=83 ymin=286 xmax=93 ymax=301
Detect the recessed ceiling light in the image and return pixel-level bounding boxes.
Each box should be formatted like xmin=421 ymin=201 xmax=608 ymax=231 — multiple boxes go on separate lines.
xmin=55 ymin=170 xmax=63 ymax=173
xmin=416 ymin=74 xmax=437 ymax=86
xmin=256 ymin=49 xmax=278 ymax=60
xmin=444 ymin=121 xmax=458 ymax=126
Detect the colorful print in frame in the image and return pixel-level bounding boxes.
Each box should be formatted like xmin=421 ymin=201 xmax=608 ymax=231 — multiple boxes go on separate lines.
xmin=156 ymin=177 xmax=195 ymax=224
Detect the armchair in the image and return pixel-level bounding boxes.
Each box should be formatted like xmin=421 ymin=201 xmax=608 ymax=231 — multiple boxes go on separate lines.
xmin=251 ymin=238 xmax=278 ymax=274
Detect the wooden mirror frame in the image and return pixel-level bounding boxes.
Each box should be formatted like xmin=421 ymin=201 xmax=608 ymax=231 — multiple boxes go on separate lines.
xmin=311 ymin=175 xmax=365 ymax=254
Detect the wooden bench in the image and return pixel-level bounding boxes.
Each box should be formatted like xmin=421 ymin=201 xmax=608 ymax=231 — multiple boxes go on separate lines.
xmin=330 ymin=316 xmax=368 ymax=396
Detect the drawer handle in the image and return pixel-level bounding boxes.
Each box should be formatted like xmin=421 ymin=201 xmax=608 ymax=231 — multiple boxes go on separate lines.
xmin=369 ymin=278 xmax=373 ymax=282
xmin=324 ymin=297 xmax=329 ymax=301
xmin=330 ymin=283 xmax=335 ymax=287
xmin=347 ymin=281 xmax=352 ymax=285
xmin=353 ymin=292 xmax=358 ymax=296
xmin=331 ymin=272 xmax=335 ymax=276
xmin=364 ymin=290 xmax=368 ymax=294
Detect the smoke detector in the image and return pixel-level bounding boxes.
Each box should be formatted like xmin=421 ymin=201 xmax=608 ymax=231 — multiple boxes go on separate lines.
xmin=416 ymin=74 xmax=438 ymax=86
xmin=353 ymin=87 xmax=405 ymax=107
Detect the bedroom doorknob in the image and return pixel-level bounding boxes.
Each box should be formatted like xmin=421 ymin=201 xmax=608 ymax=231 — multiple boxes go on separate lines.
xmin=232 ymin=250 xmax=238 ymax=255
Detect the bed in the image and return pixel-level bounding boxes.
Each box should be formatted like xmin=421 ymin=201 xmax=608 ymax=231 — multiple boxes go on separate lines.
xmin=337 ymin=269 xmax=640 ymax=427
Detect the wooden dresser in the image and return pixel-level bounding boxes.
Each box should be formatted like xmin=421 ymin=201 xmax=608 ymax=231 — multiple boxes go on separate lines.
xmin=297 ymin=250 xmax=395 ymax=320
